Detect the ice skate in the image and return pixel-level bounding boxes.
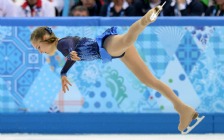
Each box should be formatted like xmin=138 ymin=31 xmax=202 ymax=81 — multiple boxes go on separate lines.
xmin=175 ymin=105 xmax=205 ymax=134
xmin=140 ymin=1 xmax=166 ymax=26
xmin=181 ymin=113 xmax=205 ymax=134
xmin=149 ymin=1 xmax=166 ymax=21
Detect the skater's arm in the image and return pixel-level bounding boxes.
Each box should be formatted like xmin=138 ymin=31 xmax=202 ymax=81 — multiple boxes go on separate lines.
xmin=58 ymin=37 xmax=81 ymax=76
xmin=60 ymin=49 xmax=80 ymax=93
xmin=60 ymin=60 xmax=75 ymax=93
xmin=58 ymin=38 xmax=81 ymax=93
xmin=60 ymin=60 xmax=76 ymax=77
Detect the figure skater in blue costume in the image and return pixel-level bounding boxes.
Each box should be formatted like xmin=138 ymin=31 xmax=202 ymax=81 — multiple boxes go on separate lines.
xmin=30 ymin=2 xmax=204 ymax=134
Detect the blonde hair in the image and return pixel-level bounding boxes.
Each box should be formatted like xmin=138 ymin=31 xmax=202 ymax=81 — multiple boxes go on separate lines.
xmin=30 ymin=26 xmax=57 ymax=44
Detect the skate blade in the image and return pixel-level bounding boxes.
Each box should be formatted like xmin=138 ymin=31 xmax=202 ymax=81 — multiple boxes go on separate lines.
xmin=161 ymin=1 xmax=166 ymax=7
xmin=149 ymin=1 xmax=166 ymax=21
xmin=181 ymin=115 xmax=205 ymax=135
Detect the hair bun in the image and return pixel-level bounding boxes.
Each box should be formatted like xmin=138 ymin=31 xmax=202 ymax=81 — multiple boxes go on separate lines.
xmin=45 ymin=27 xmax=52 ymax=34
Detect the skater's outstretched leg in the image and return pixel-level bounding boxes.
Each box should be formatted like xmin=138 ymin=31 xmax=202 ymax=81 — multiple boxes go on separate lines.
xmin=103 ymin=5 xmax=163 ymax=57
xmin=120 ymin=45 xmax=184 ymax=108
xmin=120 ymin=45 xmax=203 ymax=133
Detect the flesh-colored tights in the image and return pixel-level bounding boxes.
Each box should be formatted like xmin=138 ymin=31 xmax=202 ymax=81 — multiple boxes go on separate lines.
xmin=103 ymin=6 xmax=196 ymax=132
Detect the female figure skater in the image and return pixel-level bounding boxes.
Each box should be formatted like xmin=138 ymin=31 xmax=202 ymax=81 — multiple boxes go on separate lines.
xmin=30 ymin=3 xmax=204 ymax=134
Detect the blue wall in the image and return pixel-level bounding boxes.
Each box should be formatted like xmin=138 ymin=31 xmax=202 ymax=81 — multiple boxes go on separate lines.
xmin=0 ymin=17 xmax=224 ymax=134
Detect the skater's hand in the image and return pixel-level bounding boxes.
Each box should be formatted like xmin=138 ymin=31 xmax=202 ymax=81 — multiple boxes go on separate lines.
xmin=70 ymin=51 xmax=81 ymax=61
xmin=61 ymin=76 xmax=72 ymax=93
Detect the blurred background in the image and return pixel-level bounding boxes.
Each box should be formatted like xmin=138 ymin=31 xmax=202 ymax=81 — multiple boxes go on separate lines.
xmin=2 ymin=0 xmax=224 ymax=17
xmin=0 ymin=0 xmax=224 ymax=138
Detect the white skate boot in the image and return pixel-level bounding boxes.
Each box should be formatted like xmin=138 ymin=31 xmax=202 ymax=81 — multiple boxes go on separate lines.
xmin=149 ymin=1 xmax=166 ymax=21
xmin=181 ymin=112 xmax=205 ymax=134
xmin=140 ymin=1 xmax=166 ymax=26
xmin=176 ymin=105 xmax=205 ymax=134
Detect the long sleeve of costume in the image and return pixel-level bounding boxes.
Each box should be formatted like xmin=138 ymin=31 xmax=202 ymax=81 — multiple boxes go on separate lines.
xmin=57 ymin=36 xmax=101 ymax=76
xmin=60 ymin=60 xmax=76 ymax=77
xmin=57 ymin=37 xmax=77 ymax=77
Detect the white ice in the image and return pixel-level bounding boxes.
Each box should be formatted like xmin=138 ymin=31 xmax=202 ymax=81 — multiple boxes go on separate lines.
xmin=0 ymin=134 xmax=224 ymax=140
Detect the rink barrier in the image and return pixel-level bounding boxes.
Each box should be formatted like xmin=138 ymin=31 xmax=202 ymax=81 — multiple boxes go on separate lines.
xmin=0 ymin=113 xmax=218 ymax=134
xmin=214 ymin=114 xmax=224 ymax=133
xmin=0 ymin=17 xmax=224 ymax=26
xmin=0 ymin=17 xmax=224 ymax=134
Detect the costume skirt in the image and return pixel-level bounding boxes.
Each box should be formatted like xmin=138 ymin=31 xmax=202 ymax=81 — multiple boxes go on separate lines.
xmin=96 ymin=27 xmax=125 ymax=63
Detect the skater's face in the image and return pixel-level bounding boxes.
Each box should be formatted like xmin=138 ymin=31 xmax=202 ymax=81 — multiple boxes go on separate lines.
xmin=31 ymin=35 xmax=56 ymax=56
xmin=30 ymin=26 xmax=57 ymax=56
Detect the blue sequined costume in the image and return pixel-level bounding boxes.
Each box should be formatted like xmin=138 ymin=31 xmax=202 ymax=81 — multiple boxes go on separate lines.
xmin=57 ymin=27 xmax=125 ymax=76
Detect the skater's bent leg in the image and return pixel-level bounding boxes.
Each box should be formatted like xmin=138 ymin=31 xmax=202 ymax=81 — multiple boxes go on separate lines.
xmin=103 ymin=6 xmax=163 ymax=57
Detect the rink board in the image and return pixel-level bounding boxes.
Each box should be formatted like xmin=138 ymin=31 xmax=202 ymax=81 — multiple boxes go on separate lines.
xmin=0 ymin=17 xmax=224 ymax=134
xmin=0 ymin=113 xmax=218 ymax=134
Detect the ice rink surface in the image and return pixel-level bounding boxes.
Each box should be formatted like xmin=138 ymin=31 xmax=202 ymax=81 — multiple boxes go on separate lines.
xmin=0 ymin=134 xmax=224 ymax=140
